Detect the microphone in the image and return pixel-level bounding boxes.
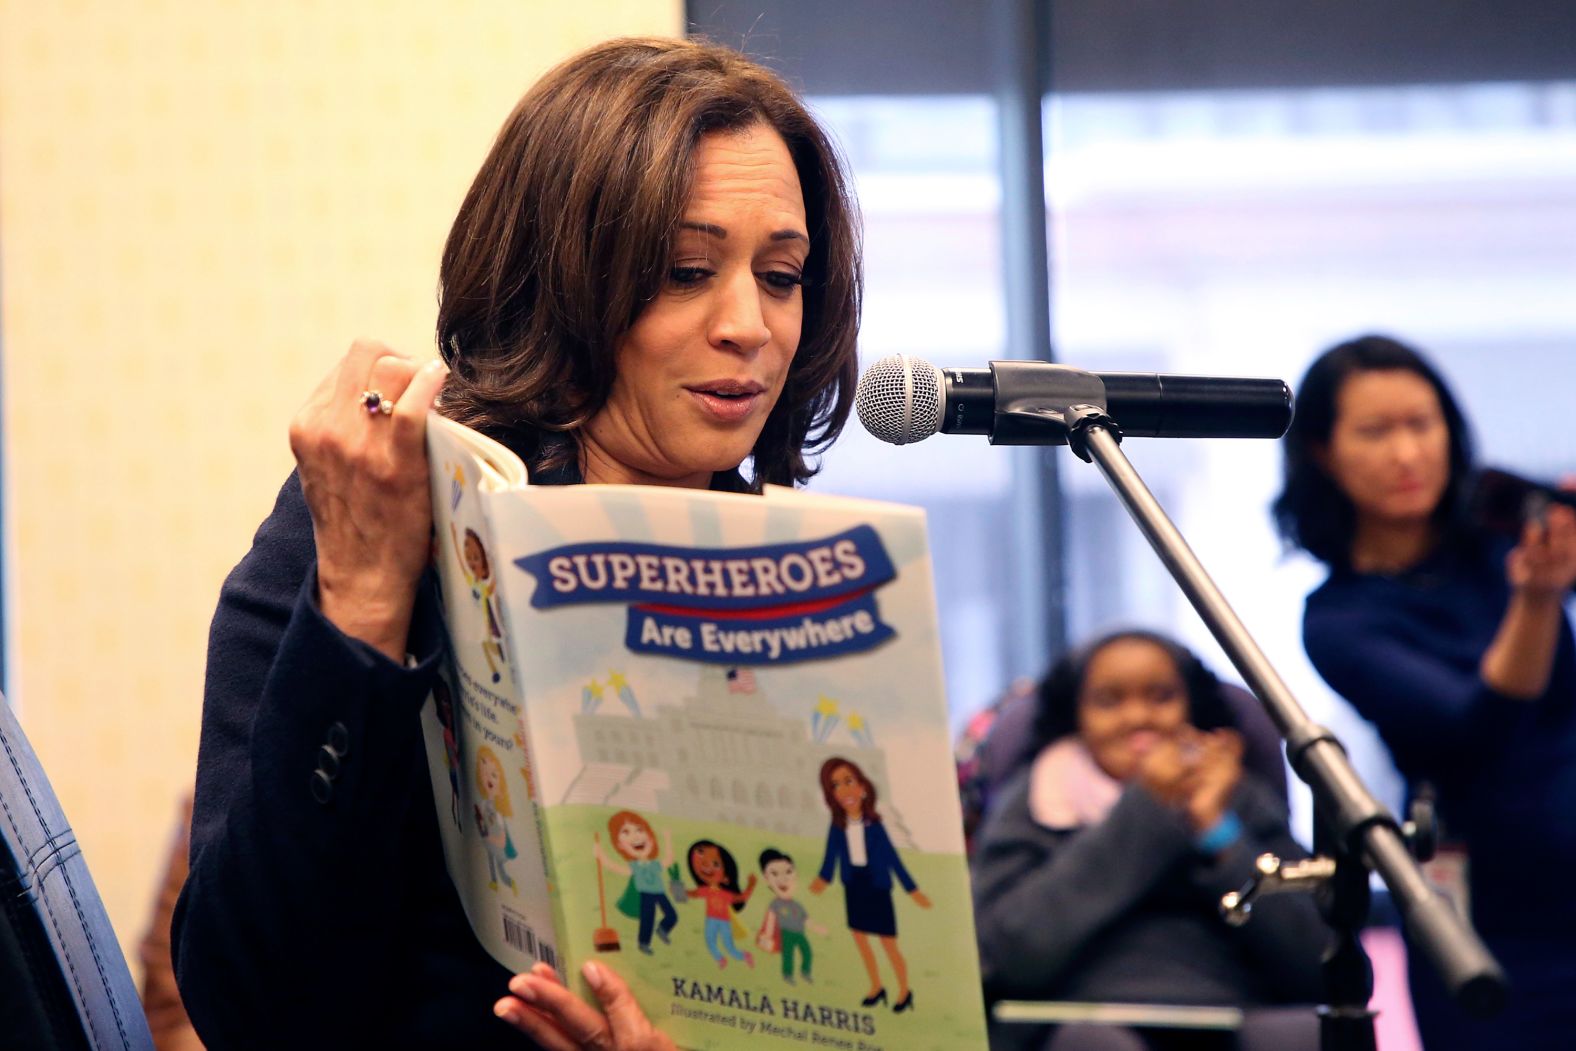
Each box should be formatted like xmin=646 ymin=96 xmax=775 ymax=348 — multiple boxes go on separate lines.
xmin=856 ymin=355 xmax=1293 ymax=446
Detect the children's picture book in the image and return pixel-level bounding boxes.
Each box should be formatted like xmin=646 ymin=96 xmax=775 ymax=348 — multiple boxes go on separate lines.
xmin=421 ymin=413 xmax=988 ymax=1051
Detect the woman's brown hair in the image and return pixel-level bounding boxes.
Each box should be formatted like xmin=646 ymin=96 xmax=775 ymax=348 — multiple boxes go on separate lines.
xmin=436 ymin=37 xmax=862 ymax=488
xmin=818 ymin=756 xmax=880 ymax=828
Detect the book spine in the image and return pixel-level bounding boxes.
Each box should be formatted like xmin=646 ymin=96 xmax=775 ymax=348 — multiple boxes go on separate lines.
xmin=472 ymin=488 xmax=564 ymax=974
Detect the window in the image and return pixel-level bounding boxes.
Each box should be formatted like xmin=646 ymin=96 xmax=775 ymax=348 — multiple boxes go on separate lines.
xmin=1047 ymin=79 xmax=1576 ymax=835
xmin=808 ymin=97 xmax=1023 ymax=728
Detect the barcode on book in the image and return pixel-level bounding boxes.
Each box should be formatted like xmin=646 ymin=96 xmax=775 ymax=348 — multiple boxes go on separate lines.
xmin=502 ymin=913 xmax=556 ymax=969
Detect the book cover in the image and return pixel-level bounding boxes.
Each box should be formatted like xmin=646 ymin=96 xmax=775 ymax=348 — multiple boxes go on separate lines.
xmin=423 ymin=414 xmax=987 ymax=1050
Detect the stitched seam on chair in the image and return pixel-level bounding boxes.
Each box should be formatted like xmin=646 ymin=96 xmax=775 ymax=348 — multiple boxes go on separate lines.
xmin=0 ymin=726 xmax=70 ymax=905
xmin=0 ymin=726 xmax=51 ymax=872
xmin=50 ymin=854 xmax=133 ymax=1044
xmin=0 ymin=725 xmax=71 ymax=893
xmin=3 ymin=724 xmax=132 ymax=1044
xmin=28 ymin=827 xmax=69 ymax=875
xmin=0 ymin=730 xmax=49 ymax=911
xmin=1 ymin=728 xmax=93 ymax=1033
xmin=28 ymin=834 xmax=79 ymax=899
xmin=13 ymin=832 xmax=79 ymax=904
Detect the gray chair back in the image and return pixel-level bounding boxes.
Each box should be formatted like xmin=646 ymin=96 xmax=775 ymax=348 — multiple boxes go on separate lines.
xmin=1 ymin=693 xmax=155 ymax=1050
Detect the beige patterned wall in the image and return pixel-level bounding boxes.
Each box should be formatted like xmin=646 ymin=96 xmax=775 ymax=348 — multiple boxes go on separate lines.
xmin=0 ymin=1 xmax=680 ymax=980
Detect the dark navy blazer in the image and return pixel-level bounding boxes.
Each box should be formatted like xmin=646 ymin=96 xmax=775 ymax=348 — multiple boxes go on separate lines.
xmin=172 ymin=473 xmax=532 ymax=1049
xmin=816 ymin=820 xmax=917 ymax=893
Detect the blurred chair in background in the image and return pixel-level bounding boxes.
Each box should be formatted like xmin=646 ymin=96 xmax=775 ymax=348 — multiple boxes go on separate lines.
xmin=1 ymin=693 xmax=155 ymax=1050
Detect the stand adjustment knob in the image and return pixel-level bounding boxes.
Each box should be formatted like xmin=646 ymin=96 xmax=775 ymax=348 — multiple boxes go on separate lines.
xmin=1220 ymin=852 xmax=1338 ymax=926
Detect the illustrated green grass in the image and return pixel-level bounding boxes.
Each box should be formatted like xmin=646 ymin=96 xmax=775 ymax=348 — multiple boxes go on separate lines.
xmin=548 ymin=805 xmax=988 ymax=1051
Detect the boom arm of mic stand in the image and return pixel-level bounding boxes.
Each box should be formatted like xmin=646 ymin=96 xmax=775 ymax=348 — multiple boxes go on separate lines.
xmin=1033 ymin=404 xmax=1508 ymax=1020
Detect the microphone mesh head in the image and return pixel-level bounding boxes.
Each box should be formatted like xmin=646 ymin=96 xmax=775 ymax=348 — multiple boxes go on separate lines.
xmin=856 ymin=355 xmax=944 ymax=445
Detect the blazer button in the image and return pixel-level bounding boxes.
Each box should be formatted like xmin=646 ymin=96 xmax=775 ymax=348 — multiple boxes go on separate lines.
xmin=317 ymin=745 xmax=341 ymax=781
xmin=310 ymin=769 xmax=334 ymax=805
xmin=327 ymin=721 xmax=350 ymax=756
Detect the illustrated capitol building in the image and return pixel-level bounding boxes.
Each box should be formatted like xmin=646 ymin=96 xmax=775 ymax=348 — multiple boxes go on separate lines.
xmin=565 ymin=665 xmax=909 ymax=845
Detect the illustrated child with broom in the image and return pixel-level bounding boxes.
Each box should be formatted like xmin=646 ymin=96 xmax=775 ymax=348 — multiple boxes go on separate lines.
xmin=594 ymin=810 xmax=680 ymax=956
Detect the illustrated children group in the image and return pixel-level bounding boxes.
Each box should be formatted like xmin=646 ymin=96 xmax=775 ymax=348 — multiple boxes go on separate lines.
xmin=594 ymin=757 xmax=930 ymax=1014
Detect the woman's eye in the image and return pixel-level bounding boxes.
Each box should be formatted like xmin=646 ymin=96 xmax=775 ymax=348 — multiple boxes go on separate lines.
xmin=761 ymin=270 xmax=804 ymax=293
xmin=668 ymin=266 xmax=712 ymax=286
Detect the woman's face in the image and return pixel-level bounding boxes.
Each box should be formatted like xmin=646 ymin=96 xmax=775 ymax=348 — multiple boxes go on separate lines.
xmin=1076 ymin=638 xmax=1190 ymax=782
xmin=1321 ymin=369 xmax=1451 ymax=529
xmin=827 ymin=764 xmax=866 ymax=817
xmin=582 ymin=123 xmax=809 ymax=488
xmin=691 ymin=844 xmax=726 ymax=887
xmin=616 ymin=820 xmax=653 ymax=860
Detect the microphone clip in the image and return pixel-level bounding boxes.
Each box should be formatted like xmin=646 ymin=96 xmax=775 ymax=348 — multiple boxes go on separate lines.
xmin=990 ymin=361 xmax=1123 ymax=460
xmin=997 ymin=402 xmax=1123 ymax=462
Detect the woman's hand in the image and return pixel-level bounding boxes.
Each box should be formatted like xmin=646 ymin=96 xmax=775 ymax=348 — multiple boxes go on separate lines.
xmin=808 ymin=877 xmax=828 ymax=895
xmin=494 ymin=961 xmax=677 ymax=1051
xmin=1483 ymin=502 xmax=1576 ymax=698
xmin=1506 ymin=504 xmax=1576 ymax=599
xmin=1182 ymin=729 xmax=1244 ymax=834
xmin=288 ymin=340 xmax=448 ymax=661
xmin=910 ymin=889 xmax=932 ymax=909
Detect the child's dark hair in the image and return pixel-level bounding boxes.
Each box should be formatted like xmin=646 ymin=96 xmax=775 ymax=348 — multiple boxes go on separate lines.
xmin=688 ymin=839 xmax=746 ymax=911
xmin=1030 ymin=629 xmax=1234 ymax=756
xmin=463 ymin=527 xmax=492 ymax=576
xmin=759 ymin=848 xmax=793 ymax=871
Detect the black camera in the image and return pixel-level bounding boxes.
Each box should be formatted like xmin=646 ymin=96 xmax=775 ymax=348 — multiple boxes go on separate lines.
xmin=1467 ymin=467 xmax=1576 ymax=537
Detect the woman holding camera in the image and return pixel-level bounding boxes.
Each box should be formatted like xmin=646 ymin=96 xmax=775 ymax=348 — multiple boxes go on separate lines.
xmin=1275 ymin=334 xmax=1576 ymax=1051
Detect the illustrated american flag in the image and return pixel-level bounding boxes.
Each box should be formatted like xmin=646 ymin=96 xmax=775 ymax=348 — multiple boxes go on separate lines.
xmin=726 ymin=667 xmax=756 ymax=694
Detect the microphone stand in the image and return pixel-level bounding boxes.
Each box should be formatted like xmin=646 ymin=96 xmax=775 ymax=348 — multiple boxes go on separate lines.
xmin=995 ymin=395 xmax=1506 ymax=1051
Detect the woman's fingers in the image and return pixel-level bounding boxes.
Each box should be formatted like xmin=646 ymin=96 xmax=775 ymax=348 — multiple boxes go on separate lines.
xmin=492 ymin=995 xmax=581 ymax=1051
xmin=1511 ymin=505 xmax=1576 ymax=593
xmin=587 ymin=963 xmax=678 ymax=1051
xmin=332 ymin=338 xmax=408 ymax=405
xmin=506 ymin=970 xmax=616 ymax=1050
xmin=494 ymin=964 xmax=676 ymax=1051
xmin=494 ymin=965 xmax=588 ymax=1051
xmin=391 ymin=357 xmax=450 ymax=452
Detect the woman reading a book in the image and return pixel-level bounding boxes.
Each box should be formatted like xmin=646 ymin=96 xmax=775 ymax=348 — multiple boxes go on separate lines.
xmin=174 ymin=36 xmax=859 ymax=1051
xmin=1274 ymin=336 xmax=1576 ymax=1051
xmin=971 ymin=631 xmax=1326 ymax=1051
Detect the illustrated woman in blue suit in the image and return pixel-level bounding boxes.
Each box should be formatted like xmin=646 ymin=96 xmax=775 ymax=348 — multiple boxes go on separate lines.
xmin=809 ymin=756 xmax=931 ymax=1013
